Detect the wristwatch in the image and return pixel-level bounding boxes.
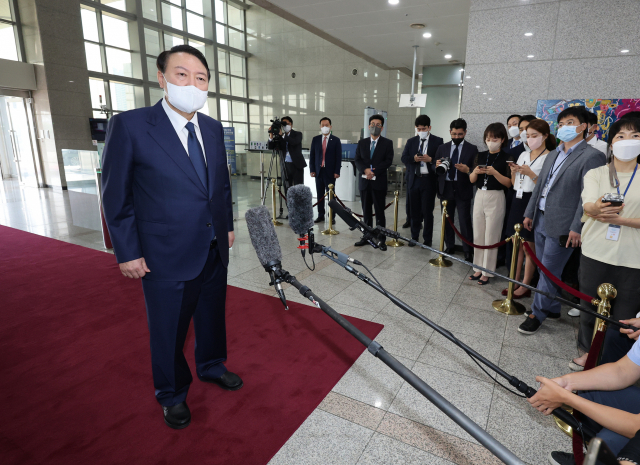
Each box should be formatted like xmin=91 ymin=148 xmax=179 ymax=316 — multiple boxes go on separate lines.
xmin=532 ymin=176 xmax=538 ymax=182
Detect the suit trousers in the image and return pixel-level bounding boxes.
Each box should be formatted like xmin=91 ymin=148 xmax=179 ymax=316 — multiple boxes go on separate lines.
xmin=285 ymin=161 xmax=304 ymax=186
xmin=141 ymin=243 xmax=228 ymax=407
xmin=578 ymin=387 xmax=640 ymax=456
xmin=440 ymin=181 xmax=473 ymax=254
xmin=315 ymin=168 xmax=336 ymax=218
xmin=405 ymin=173 xmax=411 ymax=222
xmin=472 ymin=189 xmax=506 ymax=277
xmin=409 ymin=175 xmax=438 ymax=244
xmin=530 ymin=212 xmax=575 ymax=322
xmin=577 ymin=255 xmax=640 ymax=358
xmin=360 ymin=185 xmax=387 ymax=228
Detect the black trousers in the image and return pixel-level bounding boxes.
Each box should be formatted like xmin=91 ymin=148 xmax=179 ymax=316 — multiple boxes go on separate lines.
xmin=141 ymin=242 xmax=228 ymax=407
xmin=315 ymin=168 xmax=336 ymax=218
xmin=578 ymin=255 xmax=640 ymax=360
xmin=360 ymin=185 xmax=387 ymax=228
xmin=405 ymin=174 xmax=411 ymax=222
xmin=409 ymin=175 xmax=438 ymax=245
xmin=285 ymin=161 xmax=304 ymax=186
xmin=440 ymin=181 xmax=473 ymax=253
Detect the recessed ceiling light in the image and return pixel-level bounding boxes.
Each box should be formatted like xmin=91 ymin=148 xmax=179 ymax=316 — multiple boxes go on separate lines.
xmin=524 ymin=32 xmax=533 ymax=36
xmin=527 ymin=55 xmax=534 ymax=58
xmin=466 ymin=76 xmax=471 ymax=79
xmin=444 ymin=54 xmax=452 ymax=59
xmin=388 ymin=0 xmax=399 ymax=4
xmin=488 ymin=98 xmax=493 ymax=100
xmin=621 ymin=49 xmax=630 ymax=53
xmin=475 ymin=85 xmax=480 ymax=88
xmin=423 ymin=32 xmax=432 ymax=38
xmin=482 ymin=92 xmax=487 ymax=95
xmin=69 ymin=80 xmax=74 ymax=83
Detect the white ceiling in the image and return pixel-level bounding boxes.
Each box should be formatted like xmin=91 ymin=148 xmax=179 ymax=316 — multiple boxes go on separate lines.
xmin=262 ymin=0 xmax=471 ymax=70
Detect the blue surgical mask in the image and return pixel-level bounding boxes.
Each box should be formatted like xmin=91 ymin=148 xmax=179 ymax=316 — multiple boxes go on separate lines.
xmin=557 ymin=125 xmax=580 ymax=142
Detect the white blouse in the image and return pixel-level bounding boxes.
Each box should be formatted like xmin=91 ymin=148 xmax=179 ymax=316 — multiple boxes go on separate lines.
xmin=515 ymin=149 xmax=548 ymax=193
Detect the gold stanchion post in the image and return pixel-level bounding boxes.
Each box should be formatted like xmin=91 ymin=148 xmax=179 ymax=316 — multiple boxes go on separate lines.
xmin=493 ymin=224 xmax=525 ymax=315
xmin=429 ymin=200 xmax=452 ymax=267
xmin=386 ymin=191 xmax=404 ymax=247
xmin=554 ymin=282 xmax=617 ymax=437
xmin=271 ymin=178 xmax=282 ymax=226
xmin=321 ymin=184 xmax=339 ymax=235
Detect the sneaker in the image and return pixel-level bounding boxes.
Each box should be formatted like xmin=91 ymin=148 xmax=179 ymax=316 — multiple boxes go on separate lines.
xmin=568 ymin=360 xmax=584 ymax=371
xmin=549 ymin=451 xmax=575 ymax=465
xmin=524 ymin=309 xmax=532 ymax=316
xmin=547 ymin=312 xmax=561 ymax=320
xmin=518 ymin=316 xmax=542 ymax=334
xmin=568 ymin=308 xmax=580 ymax=317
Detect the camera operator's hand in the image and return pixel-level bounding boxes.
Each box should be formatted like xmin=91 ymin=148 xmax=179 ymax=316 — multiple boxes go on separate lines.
xmin=620 ymin=318 xmax=640 ymax=340
xmin=523 ymin=217 xmax=533 ymax=231
xmin=528 ymin=376 xmax=571 ymax=415
xmin=455 ymin=163 xmax=470 ymax=174
xmin=436 ymin=159 xmax=443 ymax=167
xmin=364 ymin=168 xmax=375 ymax=180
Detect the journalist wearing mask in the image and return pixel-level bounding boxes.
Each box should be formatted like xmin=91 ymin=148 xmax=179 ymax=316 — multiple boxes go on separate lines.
xmin=468 ymin=123 xmax=514 ymax=284
xmin=572 ymin=118 xmax=640 ymax=370
xmin=502 ymin=119 xmax=554 ymax=299
xmin=102 ymin=45 xmax=239 ymax=430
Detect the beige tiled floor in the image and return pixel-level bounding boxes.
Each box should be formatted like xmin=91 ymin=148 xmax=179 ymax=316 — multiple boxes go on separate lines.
xmin=0 ymin=177 xmax=579 ymax=465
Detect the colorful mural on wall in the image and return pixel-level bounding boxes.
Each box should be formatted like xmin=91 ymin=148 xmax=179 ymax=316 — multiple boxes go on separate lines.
xmin=536 ymin=99 xmax=640 ymax=142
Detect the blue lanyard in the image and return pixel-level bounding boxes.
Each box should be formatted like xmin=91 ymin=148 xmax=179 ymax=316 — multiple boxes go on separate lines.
xmin=617 ymin=164 xmax=638 ymax=197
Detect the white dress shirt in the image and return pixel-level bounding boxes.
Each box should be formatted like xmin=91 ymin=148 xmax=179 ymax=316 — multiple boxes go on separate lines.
xmin=515 ymin=149 xmax=548 ymax=193
xmin=587 ymin=136 xmax=608 ymax=155
xmin=162 ymin=97 xmax=207 ymax=166
xmin=448 ymin=140 xmax=464 ymax=181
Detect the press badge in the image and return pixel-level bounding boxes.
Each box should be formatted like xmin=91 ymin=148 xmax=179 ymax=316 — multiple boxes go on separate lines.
xmin=606 ymin=224 xmax=621 ymax=241
xmin=516 ymin=189 xmax=524 ymax=199
xmin=541 ymin=184 xmax=550 ymax=197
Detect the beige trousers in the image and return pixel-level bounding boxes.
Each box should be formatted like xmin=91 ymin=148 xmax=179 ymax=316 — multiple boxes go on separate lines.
xmin=472 ymin=189 xmax=506 ymax=277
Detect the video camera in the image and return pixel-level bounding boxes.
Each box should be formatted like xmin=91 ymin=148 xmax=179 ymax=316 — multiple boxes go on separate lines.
xmin=268 ymin=117 xmax=284 ymax=149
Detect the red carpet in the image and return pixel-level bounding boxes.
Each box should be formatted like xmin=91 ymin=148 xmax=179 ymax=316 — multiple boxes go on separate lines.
xmin=0 ymin=225 xmax=383 ymax=465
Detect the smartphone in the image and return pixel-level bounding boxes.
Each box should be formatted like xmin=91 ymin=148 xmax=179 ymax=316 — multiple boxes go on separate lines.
xmin=506 ymin=161 xmax=516 ymax=164
xmin=558 ymin=235 xmax=576 ymax=248
xmin=477 ymin=165 xmax=487 ymax=169
xmin=584 ymin=437 xmax=620 ymax=465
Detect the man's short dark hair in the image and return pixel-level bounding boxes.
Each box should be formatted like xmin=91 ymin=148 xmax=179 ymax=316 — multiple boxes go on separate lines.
xmin=557 ymin=106 xmax=587 ymax=125
xmin=369 ymin=114 xmax=385 ymax=126
xmin=156 ymin=45 xmax=211 ymax=81
xmin=507 ymin=114 xmax=522 ymax=125
xmin=282 ymin=116 xmax=293 ymax=125
xmin=450 ymin=118 xmax=467 ymax=131
xmin=585 ymin=111 xmax=598 ymax=125
xmin=415 ymin=115 xmax=431 ymax=127
xmin=520 ymin=114 xmax=537 ymax=124
xmin=319 ymin=117 xmax=331 ymax=125
xmin=483 ymin=122 xmax=509 ymax=148
xmin=620 ymin=111 xmax=640 ymax=121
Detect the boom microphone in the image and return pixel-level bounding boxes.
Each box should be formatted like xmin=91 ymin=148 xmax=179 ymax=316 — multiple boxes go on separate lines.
xmin=328 ymin=199 xmax=387 ymax=251
xmin=287 ymin=185 xmax=315 ymax=257
xmin=245 ymin=206 xmax=288 ymax=310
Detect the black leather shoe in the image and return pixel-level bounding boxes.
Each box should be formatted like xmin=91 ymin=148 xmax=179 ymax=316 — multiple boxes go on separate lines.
xmin=423 ymin=241 xmax=432 ymax=247
xmin=408 ymin=239 xmax=418 ymax=247
xmin=402 ymin=221 xmax=410 ymax=229
xmin=354 ymin=237 xmax=368 ymax=246
xmin=314 ymin=216 xmax=324 ymax=223
xmin=199 ymin=371 xmax=243 ymax=391
xmin=163 ymin=401 xmax=191 ymax=429
xmin=464 ymin=253 xmax=473 ymax=262
xmin=445 ymin=247 xmax=456 ymax=255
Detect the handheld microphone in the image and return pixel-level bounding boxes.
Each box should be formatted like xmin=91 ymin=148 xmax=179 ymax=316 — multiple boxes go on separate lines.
xmin=328 ymin=199 xmax=387 ymax=251
xmin=245 ymin=206 xmax=289 ymax=310
xmin=286 ymin=185 xmax=316 ymax=256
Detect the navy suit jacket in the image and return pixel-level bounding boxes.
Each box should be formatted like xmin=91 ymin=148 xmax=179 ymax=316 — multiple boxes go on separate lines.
xmin=435 ymin=140 xmax=478 ymax=201
xmin=354 ymin=136 xmax=394 ymax=191
xmin=309 ymin=134 xmax=342 ymax=177
xmin=101 ymin=99 xmax=234 ymax=282
xmin=401 ymin=134 xmax=444 ymax=188
xmin=506 ymin=140 xmax=526 ymax=157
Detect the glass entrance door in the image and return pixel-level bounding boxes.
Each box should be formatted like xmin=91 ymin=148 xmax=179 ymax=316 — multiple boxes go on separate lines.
xmin=3 ymin=97 xmax=40 ymax=187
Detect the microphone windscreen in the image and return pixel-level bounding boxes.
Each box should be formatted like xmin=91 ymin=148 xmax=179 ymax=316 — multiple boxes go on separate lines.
xmin=328 ymin=199 xmax=360 ymax=229
xmin=287 ymin=185 xmax=315 ymax=235
xmin=245 ymin=206 xmax=283 ymax=266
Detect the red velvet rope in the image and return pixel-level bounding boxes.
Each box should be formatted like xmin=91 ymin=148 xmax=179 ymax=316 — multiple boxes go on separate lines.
xmin=444 ymin=215 xmax=509 ymax=249
xmin=333 ymin=195 xmax=393 ymax=218
xmin=522 ymin=242 xmax=595 ymax=303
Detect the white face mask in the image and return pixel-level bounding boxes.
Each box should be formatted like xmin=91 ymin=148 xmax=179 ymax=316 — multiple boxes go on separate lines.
xmin=520 ymin=130 xmax=528 ymax=144
xmin=508 ymin=126 xmax=520 ymax=138
xmin=612 ymin=139 xmax=640 ymax=162
xmin=486 ymin=140 xmax=502 ymax=152
xmin=417 ymin=131 xmax=429 ymax=139
xmin=163 ymin=74 xmax=208 ymax=114
xmin=321 ymin=126 xmax=331 ymax=135
xmin=284 ymin=125 xmax=292 ymax=133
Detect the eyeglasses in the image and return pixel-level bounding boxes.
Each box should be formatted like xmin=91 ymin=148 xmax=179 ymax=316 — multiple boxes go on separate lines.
xmin=370 ymin=123 xmax=383 ymax=128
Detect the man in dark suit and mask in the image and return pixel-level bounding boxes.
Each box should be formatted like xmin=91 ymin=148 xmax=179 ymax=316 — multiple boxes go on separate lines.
xmin=354 ymin=114 xmax=394 ymax=246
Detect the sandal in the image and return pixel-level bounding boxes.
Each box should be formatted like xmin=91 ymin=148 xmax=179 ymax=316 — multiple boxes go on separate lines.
xmin=469 ymin=273 xmax=482 ymax=281
xmin=478 ymin=278 xmax=491 ymax=285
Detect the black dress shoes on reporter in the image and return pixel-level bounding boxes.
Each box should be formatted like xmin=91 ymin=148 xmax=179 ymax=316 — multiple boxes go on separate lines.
xmin=314 ymin=216 xmax=324 ymax=223
xmin=163 ymin=401 xmax=191 ymax=429
xmin=199 ymin=371 xmax=244 ymax=391
xmin=402 ymin=221 xmax=411 ymax=229
xmin=445 ymin=247 xmax=455 ymax=255
xmin=354 ymin=237 xmax=368 ymax=247
xmin=464 ymin=252 xmax=473 ymax=262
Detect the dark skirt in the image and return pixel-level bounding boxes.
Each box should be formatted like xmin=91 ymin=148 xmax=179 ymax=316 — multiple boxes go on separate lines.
xmin=506 ymin=191 xmax=533 ymax=242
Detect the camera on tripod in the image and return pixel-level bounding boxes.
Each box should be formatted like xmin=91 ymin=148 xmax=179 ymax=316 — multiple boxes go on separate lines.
xmin=268 ymin=117 xmax=284 ymax=149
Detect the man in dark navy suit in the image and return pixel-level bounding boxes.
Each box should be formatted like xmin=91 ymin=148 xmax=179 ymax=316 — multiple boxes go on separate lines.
xmin=401 ymin=115 xmax=444 ymax=246
xmin=102 ymin=45 xmax=240 ymax=430
xmin=309 ymin=117 xmax=342 ymax=223
xmin=354 ymin=114 xmax=394 ymax=246
xmin=435 ymin=118 xmax=478 ymax=262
